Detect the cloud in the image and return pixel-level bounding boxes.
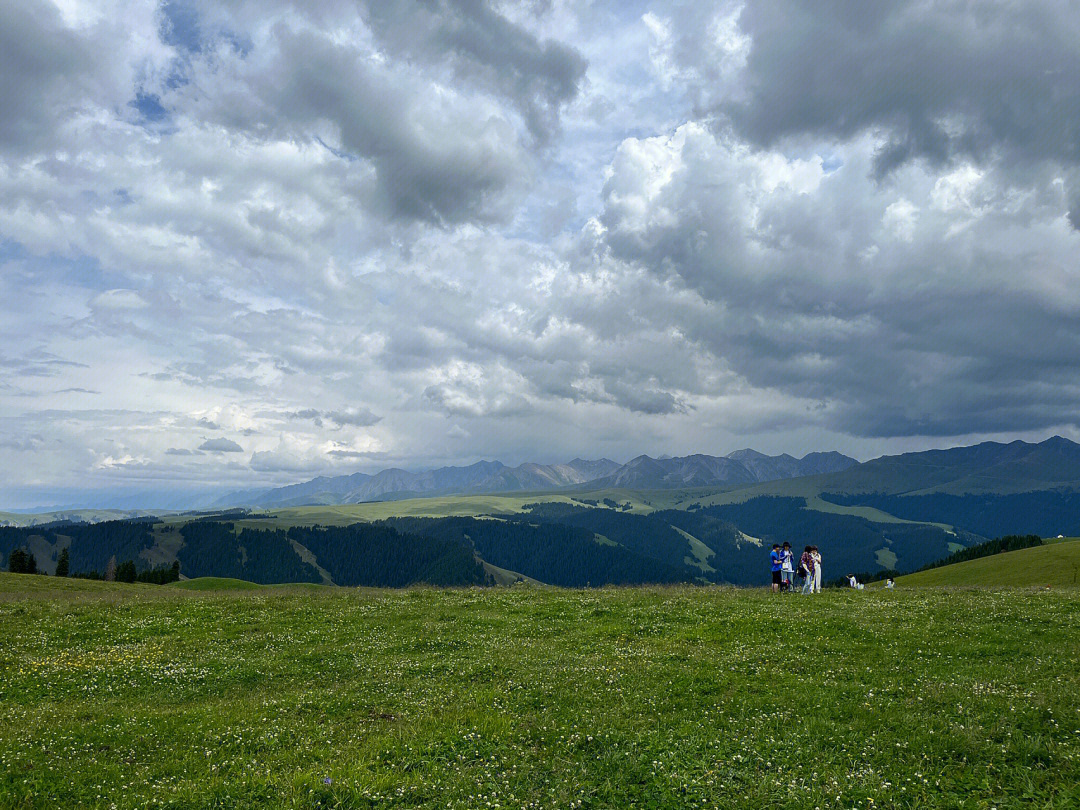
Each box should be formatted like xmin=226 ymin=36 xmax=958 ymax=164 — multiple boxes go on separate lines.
xmin=358 ymin=0 xmax=588 ymax=144
xmin=592 ymin=122 xmax=1080 ymax=437
xmin=95 ymin=453 xmax=151 ymax=470
xmin=421 ymin=360 xmax=534 ymax=418
xmin=4 ymin=1 xmax=1080 ymax=509
xmin=91 ymin=288 xmax=149 ymax=310
xmin=198 ymin=437 xmax=244 ymax=453
xmin=719 ymin=1 xmax=1080 ymax=218
xmin=0 ymin=434 xmax=44 ymax=452
xmin=165 ymin=0 xmax=585 ymax=225
xmin=0 ymin=0 xmax=172 ymax=154
xmin=289 ymin=407 xmax=382 ymax=428
xmin=249 ymin=440 xmax=323 ymax=473
xmin=0 ymin=350 xmax=88 ymax=378
xmin=321 ymin=437 xmax=384 ymax=458
xmin=603 ymin=380 xmax=685 ymax=415
xmin=325 ymin=408 xmax=382 ymax=427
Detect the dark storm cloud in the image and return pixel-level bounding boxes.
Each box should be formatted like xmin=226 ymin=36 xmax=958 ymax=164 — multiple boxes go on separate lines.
xmin=603 ymin=380 xmax=685 ymax=416
xmin=594 ymin=122 xmax=1080 ymax=438
xmin=359 ymin=0 xmax=588 ymax=144
xmin=0 ymin=3 xmax=90 ymax=151
xmin=0 ymin=1 xmax=164 ymax=156
xmin=724 ymin=1 xmax=1080 ymax=188
xmin=176 ymin=0 xmax=586 ymax=225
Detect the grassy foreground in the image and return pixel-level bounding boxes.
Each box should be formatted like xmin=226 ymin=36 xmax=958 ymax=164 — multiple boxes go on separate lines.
xmin=1 ymin=576 xmax=1078 ymax=809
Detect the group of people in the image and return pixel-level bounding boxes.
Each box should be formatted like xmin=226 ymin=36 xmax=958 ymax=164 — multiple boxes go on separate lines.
xmin=769 ymin=542 xmax=823 ymax=594
xmin=770 ymin=545 xmax=898 ymax=592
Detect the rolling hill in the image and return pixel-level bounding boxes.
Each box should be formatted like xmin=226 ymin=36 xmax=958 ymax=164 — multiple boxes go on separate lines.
xmin=897 ymin=538 xmax=1080 ymax=587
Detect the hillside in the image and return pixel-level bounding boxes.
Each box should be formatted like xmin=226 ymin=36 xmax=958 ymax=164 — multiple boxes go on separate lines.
xmin=0 ymin=508 xmax=170 ymax=528
xmin=688 ymin=437 xmax=1080 ymax=539
xmin=1 ymin=491 xmax=965 ymax=587
xmin=9 ymin=437 xmax=1080 ymax=587
xmin=897 ymin=539 xmax=1080 ymax=587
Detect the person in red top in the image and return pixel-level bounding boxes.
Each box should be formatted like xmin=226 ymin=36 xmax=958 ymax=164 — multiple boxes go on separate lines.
xmin=800 ymin=545 xmax=816 ymax=594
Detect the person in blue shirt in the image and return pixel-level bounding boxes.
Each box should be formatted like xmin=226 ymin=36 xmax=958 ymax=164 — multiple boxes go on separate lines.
xmin=770 ymin=544 xmax=783 ymax=592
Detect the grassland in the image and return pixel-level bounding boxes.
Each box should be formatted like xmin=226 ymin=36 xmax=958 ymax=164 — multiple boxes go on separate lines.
xmin=897 ymin=538 xmax=1080 ymax=588
xmin=0 ymin=509 xmax=172 ymax=529
xmin=2 ymin=575 xmax=1079 ymax=808
xmin=204 ymin=488 xmax=707 ymax=530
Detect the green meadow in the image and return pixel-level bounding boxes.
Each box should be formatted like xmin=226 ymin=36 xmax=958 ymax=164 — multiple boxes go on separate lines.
xmin=897 ymin=538 xmax=1080 ymax=588
xmin=1 ymin=575 xmax=1078 ymax=809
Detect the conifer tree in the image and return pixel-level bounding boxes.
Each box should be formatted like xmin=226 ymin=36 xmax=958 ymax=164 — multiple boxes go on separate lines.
xmin=116 ymin=560 xmax=137 ymax=583
xmin=8 ymin=548 xmax=28 ymax=573
xmin=55 ymin=547 xmax=70 ymax=578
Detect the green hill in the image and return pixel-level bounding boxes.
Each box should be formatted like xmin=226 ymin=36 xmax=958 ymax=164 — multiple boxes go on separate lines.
xmin=0 ymin=571 xmax=170 ymax=599
xmin=169 ymin=576 xmax=267 ymax=591
xmin=898 ymin=538 xmax=1080 ymax=587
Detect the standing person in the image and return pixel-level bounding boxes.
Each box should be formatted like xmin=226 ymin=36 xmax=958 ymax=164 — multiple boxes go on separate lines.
xmin=800 ymin=545 xmax=815 ymax=594
xmin=811 ymin=546 xmax=823 ymax=593
xmin=769 ymin=544 xmax=782 ymax=593
xmin=780 ymin=542 xmax=795 ymax=592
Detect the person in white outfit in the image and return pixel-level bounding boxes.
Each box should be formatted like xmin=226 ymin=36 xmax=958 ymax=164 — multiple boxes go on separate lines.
xmin=780 ymin=542 xmax=795 ymax=592
xmin=810 ymin=546 xmax=822 ymax=593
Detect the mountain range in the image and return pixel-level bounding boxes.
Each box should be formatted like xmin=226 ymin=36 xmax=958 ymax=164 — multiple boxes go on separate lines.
xmin=710 ymin=435 xmax=1080 ymax=502
xmin=215 ymin=450 xmax=860 ymax=508
xmin=7 ymin=437 xmax=1080 ymax=586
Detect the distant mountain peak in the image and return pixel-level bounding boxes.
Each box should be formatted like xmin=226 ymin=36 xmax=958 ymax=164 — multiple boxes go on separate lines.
xmin=214 ymin=448 xmax=861 ymax=508
xmin=726 ymin=448 xmax=768 ymax=460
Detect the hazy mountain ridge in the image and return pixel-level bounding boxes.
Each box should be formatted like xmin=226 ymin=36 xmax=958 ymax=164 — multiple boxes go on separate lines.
xmin=812 ymin=436 xmax=1080 ymax=497
xmin=217 ymin=450 xmax=858 ymax=508
xmin=13 ymin=439 xmax=1080 ymax=515
xmin=216 ymin=458 xmax=623 ymax=507
xmin=590 ymin=450 xmax=858 ymax=490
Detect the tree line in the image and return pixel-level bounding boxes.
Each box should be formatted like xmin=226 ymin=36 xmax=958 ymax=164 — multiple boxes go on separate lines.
xmin=5 ymin=543 xmax=180 ymax=584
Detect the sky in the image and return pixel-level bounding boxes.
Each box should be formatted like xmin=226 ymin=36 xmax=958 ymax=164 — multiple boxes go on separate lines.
xmin=3 ymin=0 xmax=1080 ymax=508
